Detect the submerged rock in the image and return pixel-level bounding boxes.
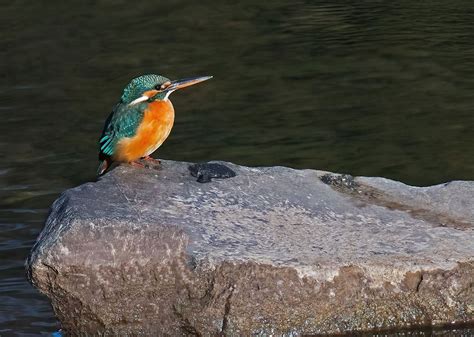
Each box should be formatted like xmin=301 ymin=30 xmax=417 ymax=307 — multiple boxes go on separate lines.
xmin=26 ymin=160 xmax=474 ymax=335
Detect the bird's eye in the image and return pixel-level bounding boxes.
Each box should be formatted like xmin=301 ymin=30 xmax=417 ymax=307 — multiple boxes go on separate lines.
xmin=156 ymin=81 xmax=171 ymax=91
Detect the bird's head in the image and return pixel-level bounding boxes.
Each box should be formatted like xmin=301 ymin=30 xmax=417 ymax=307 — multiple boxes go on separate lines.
xmin=121 ymin=74 xmax=212 ymax=106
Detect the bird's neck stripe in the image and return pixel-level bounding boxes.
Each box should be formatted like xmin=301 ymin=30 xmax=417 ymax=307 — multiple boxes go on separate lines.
xmin=163 ymin=90 xmax=175 ymax=100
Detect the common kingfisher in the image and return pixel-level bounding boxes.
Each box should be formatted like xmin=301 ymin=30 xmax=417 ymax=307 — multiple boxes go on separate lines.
xmin=98 ymin=74 xmax=212 ymax=175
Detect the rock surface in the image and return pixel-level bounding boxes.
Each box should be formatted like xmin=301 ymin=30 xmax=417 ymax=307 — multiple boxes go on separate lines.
xmin=27 ymin=160 xmax=474 ymax=335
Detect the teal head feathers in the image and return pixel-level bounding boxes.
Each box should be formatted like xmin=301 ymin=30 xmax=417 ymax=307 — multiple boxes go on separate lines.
xmin=121 ymin=74 xmax=171 ymax=104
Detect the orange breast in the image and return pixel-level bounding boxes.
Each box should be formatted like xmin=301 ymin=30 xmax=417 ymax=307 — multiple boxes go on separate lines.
xmin=114 ymin=100 xmax=175 ymax=163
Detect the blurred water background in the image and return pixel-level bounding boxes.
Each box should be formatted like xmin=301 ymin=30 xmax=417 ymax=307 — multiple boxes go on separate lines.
xmin=1 ymin=0 xmax=473 ymax=335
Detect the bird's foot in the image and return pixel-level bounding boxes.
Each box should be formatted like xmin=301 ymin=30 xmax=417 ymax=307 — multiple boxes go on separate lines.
xmin=129 ymin=161 xmax=145 ymax=168
xmin=142 ymin=155 xmax=161 ymax=164
xmin=137 ymin=156 xmax=161 ymax=170
xmin=128 ymin=157 xmax=161 ymax=171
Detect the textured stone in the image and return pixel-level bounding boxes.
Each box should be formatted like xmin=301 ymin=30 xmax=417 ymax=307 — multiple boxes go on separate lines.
xmin=26 ymin=160 xmax=474 ymax=335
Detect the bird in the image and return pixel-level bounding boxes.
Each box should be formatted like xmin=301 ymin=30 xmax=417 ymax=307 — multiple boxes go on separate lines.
xmin=97 ymin=74 xmax=212 ymax=175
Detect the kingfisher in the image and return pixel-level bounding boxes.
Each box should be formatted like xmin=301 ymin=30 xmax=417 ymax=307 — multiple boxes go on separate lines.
xmin=97 ymin=74 xmax=212 ymax=175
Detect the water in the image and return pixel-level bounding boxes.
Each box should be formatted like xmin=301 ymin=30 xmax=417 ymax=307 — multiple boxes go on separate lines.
xmin=1 ymin=0 xmax=473 ymax=335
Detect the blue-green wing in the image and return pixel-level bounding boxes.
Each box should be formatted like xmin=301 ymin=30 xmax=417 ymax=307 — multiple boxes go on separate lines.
xmin=98 ymin=103 xmax=145 ymax=159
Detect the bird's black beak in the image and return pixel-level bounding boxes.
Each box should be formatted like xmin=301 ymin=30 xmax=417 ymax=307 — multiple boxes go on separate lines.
xmin=165 ymin=76 xmax=213 ymax=92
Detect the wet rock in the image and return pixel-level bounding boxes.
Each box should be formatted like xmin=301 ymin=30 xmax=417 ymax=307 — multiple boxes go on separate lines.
xmin=26 ymin=160 xmax=474 ymax=335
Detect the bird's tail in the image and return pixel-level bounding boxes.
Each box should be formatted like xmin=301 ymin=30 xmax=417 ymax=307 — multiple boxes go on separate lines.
xmin=97 ymin=159 xmax=111 ymax=176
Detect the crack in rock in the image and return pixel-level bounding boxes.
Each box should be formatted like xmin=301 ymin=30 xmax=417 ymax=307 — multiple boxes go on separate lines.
xmin=221 ymin=284 xmax=235 ymax=334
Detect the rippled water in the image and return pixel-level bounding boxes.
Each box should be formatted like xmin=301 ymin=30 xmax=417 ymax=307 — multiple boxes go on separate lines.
xmin=1 ymin=0 xmax=473 ymax=335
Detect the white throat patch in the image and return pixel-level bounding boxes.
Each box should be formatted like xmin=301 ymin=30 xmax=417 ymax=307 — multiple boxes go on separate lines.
xmin=128 ymin=95 xmax=149 ymax=106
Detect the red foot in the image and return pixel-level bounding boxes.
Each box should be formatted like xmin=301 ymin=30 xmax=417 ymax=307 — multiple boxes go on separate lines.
xmin=143 ymin=155 xmax=161 ymax=163
xmin=129 ymin=157 xmax=161 ymax=170
xmin=129 ymin=161 xmax=145 ymax=168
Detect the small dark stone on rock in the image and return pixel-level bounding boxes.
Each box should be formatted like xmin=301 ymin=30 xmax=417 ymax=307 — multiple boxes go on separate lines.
xmin=188 ymin=163 xmax=236 ymax=183
xmin=320 ymin=173 xmax=358 ymax=190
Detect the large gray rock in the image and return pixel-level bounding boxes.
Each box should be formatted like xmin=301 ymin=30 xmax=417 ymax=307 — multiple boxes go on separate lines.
xmin=27 ymin=160 xmax=474 ymax=335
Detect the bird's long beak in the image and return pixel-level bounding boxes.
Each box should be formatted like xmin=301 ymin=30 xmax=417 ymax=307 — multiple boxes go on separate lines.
xmin=165 ymin=76 xmax=213 ymax=92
